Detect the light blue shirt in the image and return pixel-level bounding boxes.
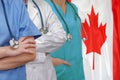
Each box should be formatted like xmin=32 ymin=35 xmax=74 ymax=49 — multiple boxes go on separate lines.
xmin=0 ymin=0 xmax=41 ymax=80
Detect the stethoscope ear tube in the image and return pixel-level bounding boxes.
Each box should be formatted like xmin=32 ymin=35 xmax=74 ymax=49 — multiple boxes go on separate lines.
xmin=1 ymin=0 xmax=19 ymax=48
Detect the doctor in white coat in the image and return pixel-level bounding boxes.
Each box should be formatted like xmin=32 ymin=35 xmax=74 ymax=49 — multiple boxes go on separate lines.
xmin=25 ymin=0 xmax=67 ymax=80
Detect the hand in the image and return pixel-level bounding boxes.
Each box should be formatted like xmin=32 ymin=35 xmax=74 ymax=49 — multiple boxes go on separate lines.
xmin=7 ymin=37 xmax=36 ymax=56
xmin=51 ymin=58 xmax=71 ymax=66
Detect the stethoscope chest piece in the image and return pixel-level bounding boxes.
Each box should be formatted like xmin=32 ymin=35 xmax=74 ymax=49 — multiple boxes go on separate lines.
xmin=9 ymin=38 xmax=19 ymax=49
xmin=1 ymin=0 xmax=19 ymax=49
xmin=67 ymin=33 xmax=72 ymax=40
xmin=40 ymin=27 xmax=48 ymax=34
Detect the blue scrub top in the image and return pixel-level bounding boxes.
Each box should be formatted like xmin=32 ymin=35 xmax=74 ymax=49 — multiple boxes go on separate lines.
xmin=0 ymin=0 xmax=41 ymax=80
xmin=46 ymin=0 xmax=85 ymax=80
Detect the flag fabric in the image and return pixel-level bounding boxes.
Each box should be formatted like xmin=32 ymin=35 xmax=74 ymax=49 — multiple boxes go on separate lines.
xmin=72 ymin=0 xmax=120 ymax=80
xmin=112 ymin=0 xmax=120 ymax=80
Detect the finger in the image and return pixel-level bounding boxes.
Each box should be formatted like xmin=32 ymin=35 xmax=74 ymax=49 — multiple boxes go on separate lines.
xmin=23 ymin=44 xmax=36 ymax=49
xmin=19 ymin=37 xmax=27 ymax=42
xmin=23 ymin=49 xmax=35 ymax=54
xmin=19 ymin=36 xmax=33 ymax=42
xmin=63 ymin=61 xmax=71 ymax=66
xmin=23 ymin=39 xmax=36 ymax=44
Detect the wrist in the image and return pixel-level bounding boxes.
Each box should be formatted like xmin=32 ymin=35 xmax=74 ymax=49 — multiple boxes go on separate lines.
xmin=5 ymin=46 xmax=16 ymax=57
xmin=3 ymin=46 xmax=11 ymax=57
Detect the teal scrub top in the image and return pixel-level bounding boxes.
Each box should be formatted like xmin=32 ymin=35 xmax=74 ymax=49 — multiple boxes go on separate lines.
xmin=0 ymin=0 xmax=41 ymax=80
xmin=46 ymin=0 xmax=85 ymax=80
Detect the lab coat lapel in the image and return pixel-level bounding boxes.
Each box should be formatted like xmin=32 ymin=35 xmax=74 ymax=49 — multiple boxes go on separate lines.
xmin=28 ymin=0 xmax=38 ymax=21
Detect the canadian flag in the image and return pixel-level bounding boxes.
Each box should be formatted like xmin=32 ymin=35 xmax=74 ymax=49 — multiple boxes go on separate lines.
xmin=72 ymin=0 xmax=120 ymax=80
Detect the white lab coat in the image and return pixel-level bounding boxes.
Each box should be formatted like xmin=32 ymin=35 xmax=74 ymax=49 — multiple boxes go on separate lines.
xmin=26 ymin=0 xmax=66 ymax=80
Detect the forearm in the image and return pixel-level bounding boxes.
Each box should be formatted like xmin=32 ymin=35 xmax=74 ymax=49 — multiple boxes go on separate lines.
xmin=34 ymin=8 xmax=66 ymax=53
xmin=31 ymin=31 xmax=66 ymax=64
xmin=36 ymin=31 xmax=66 ymax=53
xmin=36 ymin=18 xmax=67 ymax=53
xmin=0 ymin=37 xmax=36 ymax=70
xmin=0 ymin=46 xmax=11 ymax=58
xmin=0 ymin=53 xmax=36 ymax=70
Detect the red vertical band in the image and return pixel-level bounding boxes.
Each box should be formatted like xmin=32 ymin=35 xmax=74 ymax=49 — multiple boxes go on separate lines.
xmin=112 ymin=0 xmax=120 ymax=80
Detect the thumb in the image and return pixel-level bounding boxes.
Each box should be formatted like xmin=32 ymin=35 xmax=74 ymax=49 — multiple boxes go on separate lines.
xmin=19 ymin=37 xmax=27 ymax=42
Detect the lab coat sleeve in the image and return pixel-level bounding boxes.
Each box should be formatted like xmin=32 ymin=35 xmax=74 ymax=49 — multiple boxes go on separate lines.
xmin=27 ymin=1 xmax=66 ymax=63
xmin=35 ymin=9 xmax=67 ymax=53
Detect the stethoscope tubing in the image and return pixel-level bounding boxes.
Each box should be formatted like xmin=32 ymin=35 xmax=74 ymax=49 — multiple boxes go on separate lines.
xmin=32 ymin=0 xmax=44 ymax=28
xmin=1 ymin=0 xmax=14 ymax=39
xmin=51 ymin=0 xmax=70 ymax=34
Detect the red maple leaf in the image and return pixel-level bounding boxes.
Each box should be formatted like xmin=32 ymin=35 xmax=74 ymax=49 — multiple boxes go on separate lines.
xmin=82 ymin=6 xmax=107 ymax=54
xmin=82 ymin=6 xmax=107 ymax=69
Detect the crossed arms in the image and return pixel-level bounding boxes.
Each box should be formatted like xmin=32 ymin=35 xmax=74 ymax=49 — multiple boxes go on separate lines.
xmin=0 ymin=36 xmax=36 ymax=70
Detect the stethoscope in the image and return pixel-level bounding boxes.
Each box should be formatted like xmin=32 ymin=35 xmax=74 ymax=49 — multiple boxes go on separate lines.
xmin=1 ymin=0 xmax=19 ymax=48
xmin=51 ymin=0 xmax=88 ymax=41
xmin=69 ymin=4 xmax=88 ymax=41
xmin=32 ymin=0 xmax=48 ymax=34
xmin=51 ymin=0 xmax=72 ymax=41
xmin=51 ymin=0 xmax=88 ymax=75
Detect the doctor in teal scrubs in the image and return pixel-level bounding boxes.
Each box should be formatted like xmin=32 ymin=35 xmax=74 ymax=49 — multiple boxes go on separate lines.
xmin=46 ymin=0 xmax=85 ymax=80
xmin=0 ymin=0 xmax=40 ymax=80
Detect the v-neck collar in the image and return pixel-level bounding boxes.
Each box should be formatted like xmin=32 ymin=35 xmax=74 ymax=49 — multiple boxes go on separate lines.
xmin=54 ymin=2 xmax=69 ymax=17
